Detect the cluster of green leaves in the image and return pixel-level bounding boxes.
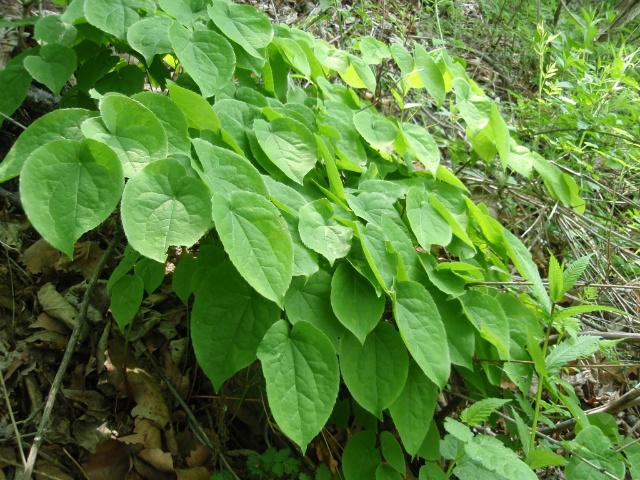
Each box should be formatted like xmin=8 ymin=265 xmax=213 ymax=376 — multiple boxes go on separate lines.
xmin=0 ymin=0 xmax=633 ymax=478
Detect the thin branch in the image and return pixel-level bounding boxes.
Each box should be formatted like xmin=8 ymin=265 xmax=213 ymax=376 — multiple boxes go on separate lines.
xmin=20 ymin=231 xmax=123 ymax=480
xmin=0 ymin=368 xmax=26 ymax=467
xmin=470 ymin=280 xmax=640 ymax=291
xmin=0 ymin=111 xmax=27 ymax=130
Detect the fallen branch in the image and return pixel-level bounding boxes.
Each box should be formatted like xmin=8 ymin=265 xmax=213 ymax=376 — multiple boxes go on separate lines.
xmin=20 ymin=231 xmax=123 ymax=480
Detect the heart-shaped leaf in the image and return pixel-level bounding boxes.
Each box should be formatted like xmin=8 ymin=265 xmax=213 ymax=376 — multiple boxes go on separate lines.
xmin=298 ymin=199 xmax=354 ymax=265
xmin=24 ymin=44 xmax=76 ymax=95
xmin=127 ymin=16 xmax=174 ymax=64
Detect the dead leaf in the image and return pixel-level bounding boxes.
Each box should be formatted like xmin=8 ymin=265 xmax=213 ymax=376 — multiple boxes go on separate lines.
xmin=128 ymin=368 xmax=171 ymax=428
xmin=176 ymin=466 xmax=210 ymax=480
xmin=177 ymin=431 xmax=211 ymax=468
xmin=24 ymin=331 xmax=68 ymax=350
xmin=83 ymin=439 xmax=135 ymax=480
xmin=72 ymin=417 xmax=112 ymax=452
xmin=22 ymin=239 xmax=62 ymax=274
xmin=29 ymin=312 xmax=68 ymax=334
xmin=133 ymin=418 xmax=162 ymax=450
xmin=138 ymin=448 xmax=174 ymax=473
xmin=132 ymin=456 xmax=175 ymax=480
xmin=35 ymin=459 xmax=75 ymax=480
xmin=63 ymin=389 xmax=107 ymax=412
xmin=58 ymin=241 xmax=104 ymax=278
xmin=37 ymin=283 xmax=77 ymax=329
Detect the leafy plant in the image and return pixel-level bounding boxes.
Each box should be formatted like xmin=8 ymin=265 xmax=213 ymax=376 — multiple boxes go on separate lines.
xmin=0 ymin=0 xmax=631 ymax=478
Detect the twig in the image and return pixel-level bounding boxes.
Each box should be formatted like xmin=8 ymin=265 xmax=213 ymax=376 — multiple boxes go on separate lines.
xmin=0 ymin=455 xmax=63 ymax=480
xmin=138 ymin=344 xmax=241 ymax=480
xmin=0 ymin=111 xmax=27 ymax=130
xmin=20 ymin=231 xmax=123 ymax=480
xmin=0 ymin=368 xmax=26 ymax=467
xmin=470 ymin=280 xmax=640 ymax=291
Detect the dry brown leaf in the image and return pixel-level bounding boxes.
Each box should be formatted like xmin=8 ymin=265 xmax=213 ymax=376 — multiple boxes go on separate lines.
xmin=128 ymin=368 xmax=171 ymax=428
xmin=132 ymin=456 xmax=175 ymax=480
xmin=176 ymin=466 xmax=210 ymax=480
xmin=138 ymin=448 xmax=174 ymax=473
xmin=35 ymin=459 xmax=75 ymax=480
xmin=29 ymin=312 xmax=68 ymax=334
xmin=134 ymin=418 xmax=162 ymax=450
xmin=0 ymin=446 xmax=17 ymax=468
xmin=37 ymin=283 xmax=77 ymax=329
xmin=24 ymin=330 xmax=68 ymax=350
xmin=63 ymin=389 xmax=107 ymax=412
xmin=58 ymin=241 xmax=104 ymax=278
xmin=22 ymin=239 xmax=63 ymax=274
xmin=83 ymin=439 xmax=136 ymax=480
xmin=177 ymin=430 xmax=211 ymax=468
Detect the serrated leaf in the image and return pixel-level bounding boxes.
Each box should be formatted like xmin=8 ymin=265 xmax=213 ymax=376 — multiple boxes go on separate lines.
xmin=548 ymin=254 xmax=564 ymax=303
xmin=562 ymin=255 xmax=592 ymax=294
xmin=552 ymin=304 xmax=623 ymax=324
xmin=121 ymin=158 xmax=212 ymax=262
xmin=566 ymin=426 xmax=625 ymax=480
xmin=192 ymin=260 xmax=280 ymax=390
xmin=460 ymin=398 xmax=511 ymax=426
xmin=84 ymin=0 xmax=154 ymax=39
xmin=23 ymin=44 xmax=76 ymax=95
xmin=212 ymin=191 xmax=293 ymax=308
xmin=20 ymin=139 xmax=123 ymax=258
xmin=254 ymin=118 xmax=317 ymax=185
xmin=406 ymin=187 xmax=452 ymax=248
xmin=127 ymin=16 xmax=174 ymax=64
xmin=460 ymin=290 xmax=510 ymax=359
xmin=169 ymin=22 xmax=235 ymax=98
xmin=208 ymin=0 xmax=273 ymax=59
xmin=457 ymin=435 xmax=537 ymax=480
xmin=298 ymin=199 xmax=353 ymax=264
xmin=401 ymin=123 xmax=440 ymax=172
xmin=393 ymin=281 xmax=450 ymax=387
xmin=132 ymin=91 xmax=190 ymax=156
xmin=258 ymin=320 xmax=339 ymax=451
xmin=111 ymin=275 xmax=144 ymax=332
xmin=1 ymin=109 xmax=95 ymax=182
xmin=191 ymin=139 xmax=269 ymax=197
xmin=340 ymin=322 xmax=409 ymax=419
xmin=81 ymin=93 xmax=168 ymax=177
xmin=414 ymin=45 xmax=445 ymax=107
xmin=444 ymin=418 xmax=473 ymax=443
xmin=380 ymin=431 xmax=404 ymax=473
xmin=545 ymin=336 xmax=601 ymax=375
xmin=389 ymin=362 xmax=437 ymax=456
xmin=284 ymin=272 xmax=346 ymax=350
xmin=331 ymin=262 xmax=385 ymax=344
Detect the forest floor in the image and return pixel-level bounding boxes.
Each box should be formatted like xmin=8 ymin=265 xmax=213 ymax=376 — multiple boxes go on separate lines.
xmin=0 ymin=1 xmax=639 ymax=479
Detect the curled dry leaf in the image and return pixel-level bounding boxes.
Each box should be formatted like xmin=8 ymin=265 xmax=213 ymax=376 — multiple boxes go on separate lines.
xmin=37 ymin=283 xmax=77 ymax=329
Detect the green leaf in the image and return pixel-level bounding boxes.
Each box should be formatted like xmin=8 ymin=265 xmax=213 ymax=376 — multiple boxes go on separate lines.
xmin=342 ymin=430 xmax=382 ymax=480
xmin=393 ymin=281 xmax=450 ymax=387
xmin=135 ymin=257 xmax=165 ymax=295
xmin=456 ymin=435 xmax=537 ymax=480
xmin=158 ymin=0 xmax=209 ymax=28
xmin=460 ymin=290 xmax=510 ymax=359
xmin=284 ymin=272 xmax=346 ymax=350
xmin=0 ymin=63 xmax=32 ymax=128
xmin=167 ymin=81 xmax=221 ymax=133
xmin=258 ymin=320 xmax=340 ymax=451
xmin=545 ymin=336 xmax=601 ymax=375
xmin=212 ymin=191 xmax=293 ymax=308
xmin=380 ymin=431 xmax=404 ymax=473
xmin=552 ymin=304 xmax=623 ymax=324
xmin=1 ymin=109 xmax=95 ymax=182
xmin=401 ymin=123 xmax=440 ymax=172
xmin=460 ymin=398 xmax=511 ymax=426
xmin=81 ymin=93 xmax=168 ymax=178
xmin=428 ymin=194 xmax=474 ymax=248
xmin=23 ymin=44 xmax=76 ymax=95
xmin=526 ymin=448 xmax=566 ymax=470
xmin=406 ymin=187 xmax=452 ymax=248
xmin=298 ymin=199 xmax=353 ymax=265
xmin=566 ymin=426 xmax=625 ymax=480
xmin=127 ymin=15 xmax=174 ymax=64
xmin=208 ymin=0 xmax=273 ymax=58
xmin=132 ymin=92 xmax=190 ymax=156
xmin=444 ymin=418 xmax=474 ymax=443
xmin=340 ymin=322 xmax=409 ymax=419
xmin=34 ymin=15 xmax=77 ymax=46
xmin=168 ymin=22 xmax=235 ymax=98
xmin=389 ymin=362 xmax=437 ymax=456
xmin=562 ymin=255 xmax=592 ymax=294
xmin=253 ymin=118 xmax=317 ymax=185
xmin=191 ymin=139 xmax=269 ymax=197
xmin=548 ymin=254 xmax=564 ymax=303
xmin=20 ymin=139 xmax=124 ymax=258
xmin=353 ymin=110 xmax=398 ymax=153
xmin=282 ymin=212 xmax=319 ymax=277
xmin=107 ymin=246 xmax=141 ymax=291
xmin=110 ymin=275 xmax=144 ymax=332
xmin=376 ymin=464 xmax=403 ymax=480
xmin=121 ymin=158 xmax=212 ymax=262
xmin=192 ymin=260 xmax=280 ymax=391
xmin=84 ymin=0 xmax=153 ymax=39
xmin=359 ymin=36 xmax=391 ymax=64
xmin=503 ymin=230 xmax=552 ymax=315
xmin=172 ymin=254 xmax=198 ymax=304
xmin=414 ymin=45 xmax=445 ymax=107
xmin=419 ymin=463 xmax=445 ymax=480
xmin=340 ymin=54 xmax=376 ymax=91
xmin=331 ymin=262 xmax=385 ymax=344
